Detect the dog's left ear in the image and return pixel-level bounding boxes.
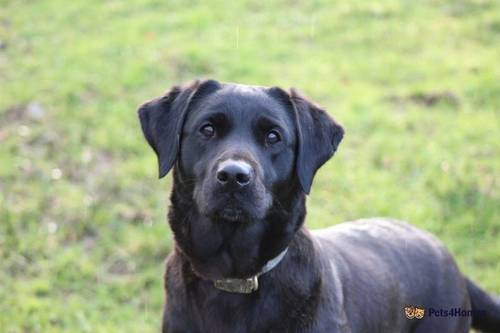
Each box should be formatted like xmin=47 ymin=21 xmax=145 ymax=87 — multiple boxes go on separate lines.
xmin=289 ymin=89 xmax=344 ymax=194
xmin=267 ymin=87 xmax=344 ymax=193
xmin=290 ymin=88 xmax=344 ymax=194
xmin=138 ymin=79 xmax=221 ymax=178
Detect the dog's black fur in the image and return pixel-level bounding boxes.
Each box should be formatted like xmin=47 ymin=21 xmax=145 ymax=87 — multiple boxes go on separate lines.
xmin=138 ymin=79 xmax=500 ymax=333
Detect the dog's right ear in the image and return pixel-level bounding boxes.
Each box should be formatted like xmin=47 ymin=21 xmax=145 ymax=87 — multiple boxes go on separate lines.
xmin=138 ymin=79 xmax=221 ymax=178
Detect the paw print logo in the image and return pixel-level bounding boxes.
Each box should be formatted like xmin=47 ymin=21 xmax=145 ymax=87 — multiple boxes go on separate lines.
xmin=405 ymin=305 xmax=425 ymax=319
xmin=414 ymin=307 xmax=425 ymax=319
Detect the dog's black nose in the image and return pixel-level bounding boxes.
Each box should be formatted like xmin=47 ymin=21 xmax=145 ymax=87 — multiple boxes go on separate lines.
xmin=216 ymin=160 xmax=253 ymax=187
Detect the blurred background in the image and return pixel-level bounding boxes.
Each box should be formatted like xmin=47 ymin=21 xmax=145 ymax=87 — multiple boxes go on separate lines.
xmin=0 ymin=0 xmax=499 ymax=331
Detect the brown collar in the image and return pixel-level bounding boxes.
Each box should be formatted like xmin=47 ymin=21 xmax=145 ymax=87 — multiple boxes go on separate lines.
xmin=213 ymin=248 xmax=288 ymax=293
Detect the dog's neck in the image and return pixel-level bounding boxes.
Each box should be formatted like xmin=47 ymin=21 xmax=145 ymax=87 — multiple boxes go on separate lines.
xmin=166 ymin=225 xmax=327 ymax=332
xmin=168 ymin=168 xmax=306 ymax=281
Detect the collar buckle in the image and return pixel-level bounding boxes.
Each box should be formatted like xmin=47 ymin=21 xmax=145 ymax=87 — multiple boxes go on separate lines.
xmin=213 ymin=275 xmax=258 ymax=294
xmin=213 ymin=248 xmax=288 ymax=294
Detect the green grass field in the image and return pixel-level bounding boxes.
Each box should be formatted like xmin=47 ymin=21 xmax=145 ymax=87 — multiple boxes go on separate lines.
xmin=1 ymin=0 xmax=499 ymax=331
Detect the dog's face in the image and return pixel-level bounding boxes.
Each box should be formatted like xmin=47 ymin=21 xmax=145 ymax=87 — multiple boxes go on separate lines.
xmin=180 ymin=84 xmax=299 ymax=221
xmin=138 ymin=80 xmax=343 ymax=224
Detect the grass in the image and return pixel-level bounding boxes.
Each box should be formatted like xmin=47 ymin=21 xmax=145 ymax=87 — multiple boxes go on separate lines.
xmin=0 ymin=0 xmax=499 ymax=331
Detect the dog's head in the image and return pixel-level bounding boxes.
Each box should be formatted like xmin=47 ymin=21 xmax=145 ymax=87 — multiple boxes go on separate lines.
xmin=139 ymin=79 xmax=343 ymax=277
xmin=138 ymin=79 xmax=343 ymax=224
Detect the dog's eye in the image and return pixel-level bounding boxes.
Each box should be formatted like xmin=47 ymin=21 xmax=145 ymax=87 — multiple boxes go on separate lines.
xmin=265 ymin=130 xmax=281 ymax=145
xmin=200 ymin=124 xmax=215 ymax=138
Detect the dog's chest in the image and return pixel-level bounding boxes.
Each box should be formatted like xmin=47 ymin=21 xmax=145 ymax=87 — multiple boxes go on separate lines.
xmin=187 ymin=288 xmax=285 ymax=332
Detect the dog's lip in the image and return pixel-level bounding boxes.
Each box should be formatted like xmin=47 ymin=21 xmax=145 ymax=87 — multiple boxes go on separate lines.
xmin=199 ymin=192 xmax=248 ymax=220
xmin=202 ymin=189 xmax=269 ymax=222
xmin=218 ymin=206 xmax=245 ymax=221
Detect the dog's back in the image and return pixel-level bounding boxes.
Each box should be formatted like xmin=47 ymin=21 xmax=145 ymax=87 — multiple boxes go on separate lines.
xmin=313 ymin=218 xmax=473 ymax=332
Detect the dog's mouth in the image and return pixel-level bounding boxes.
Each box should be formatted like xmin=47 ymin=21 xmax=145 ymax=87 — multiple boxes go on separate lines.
xmin=211 ymin=195 xmax=253 ymax=222
xmin=194 ymin=179 xmax=272 ymax=223
xmin=216 ymin=206 xmax=245 ymax=222
xmin=207 ymin=193 xmax=261 ymax=222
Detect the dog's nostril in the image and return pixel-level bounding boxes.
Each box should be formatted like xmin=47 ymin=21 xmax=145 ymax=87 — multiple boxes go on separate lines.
xmin=217 ymin=170 xmax=229 ymax=183
xmin=236 ymin=172 xmax=250 ymax=185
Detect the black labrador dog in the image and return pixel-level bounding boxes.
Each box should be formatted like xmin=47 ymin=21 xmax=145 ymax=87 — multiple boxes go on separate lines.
xmin=138 ymin=79 xmax=500 ymax=333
